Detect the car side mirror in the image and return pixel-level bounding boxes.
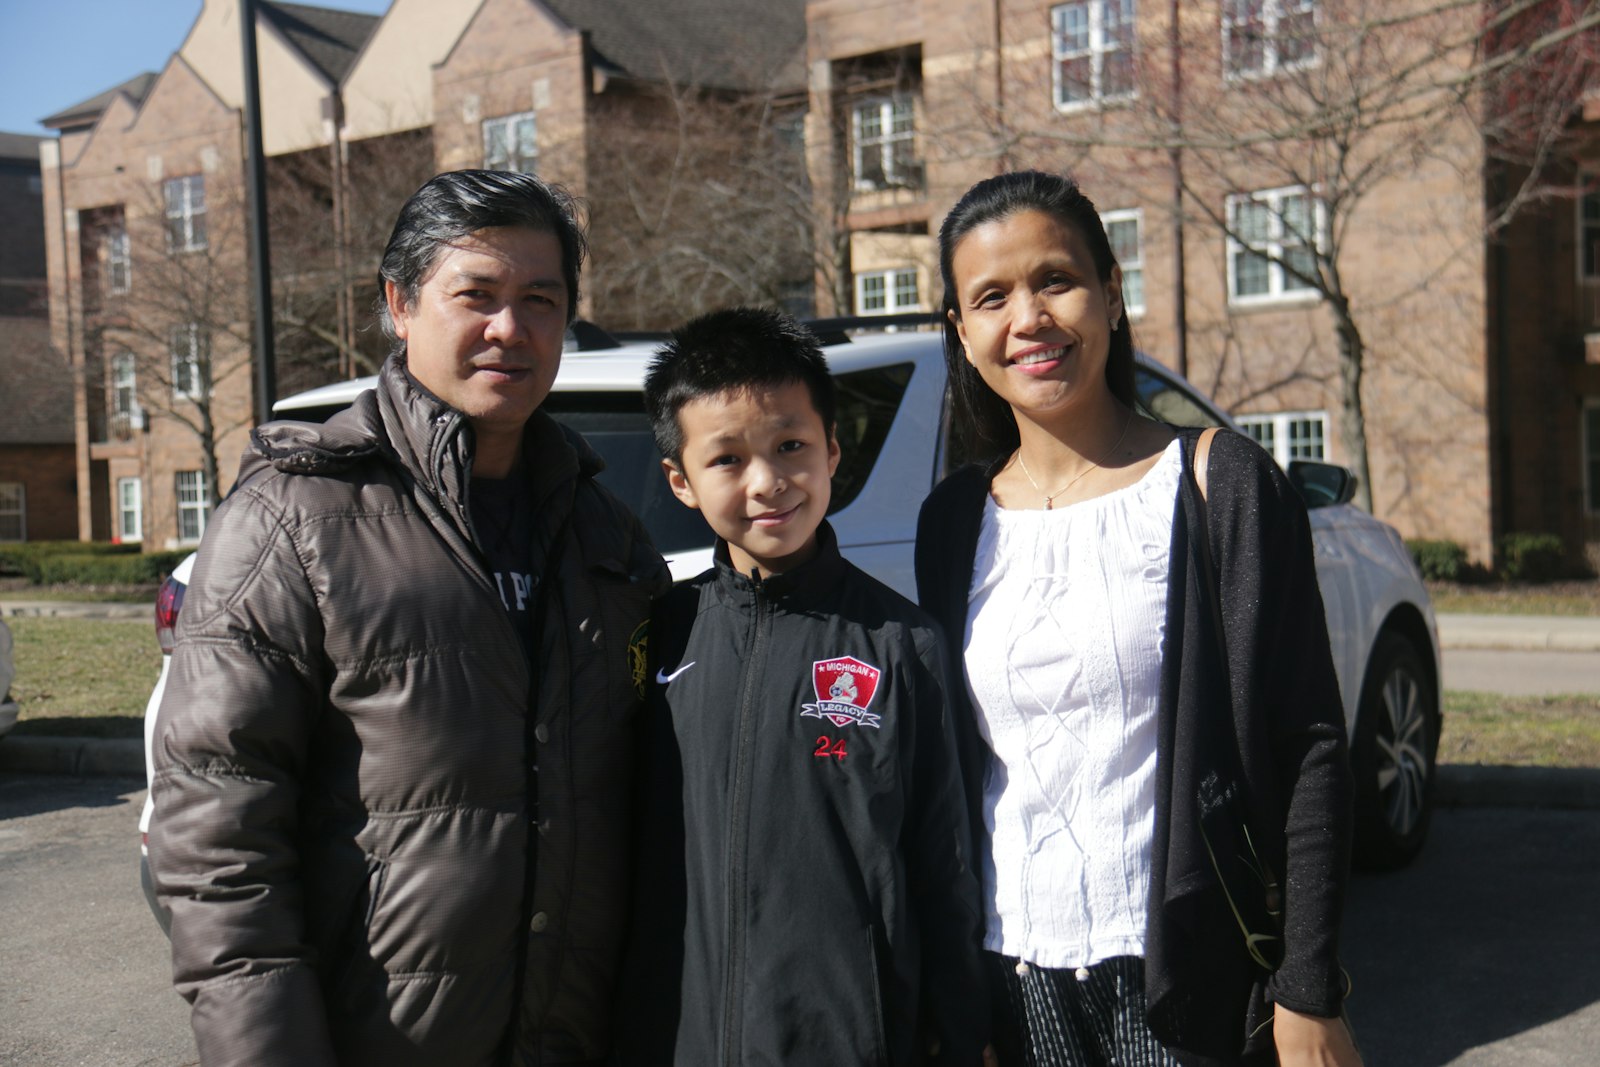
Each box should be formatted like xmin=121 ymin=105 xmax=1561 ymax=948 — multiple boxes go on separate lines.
xmin=1287 ymin=460 xmax=1357 ymax=509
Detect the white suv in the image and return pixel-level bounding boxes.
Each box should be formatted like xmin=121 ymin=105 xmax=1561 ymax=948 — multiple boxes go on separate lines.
xmin=142 ymin=322 xmax=1440 ymax=925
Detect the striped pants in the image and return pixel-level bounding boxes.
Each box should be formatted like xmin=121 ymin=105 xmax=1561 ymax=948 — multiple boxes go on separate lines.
xmin=987 ymin=952 xmax=1181 ymax=1067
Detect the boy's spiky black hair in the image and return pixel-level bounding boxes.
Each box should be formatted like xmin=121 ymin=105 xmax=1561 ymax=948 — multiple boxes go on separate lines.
xmin=644 ymin=307 xmax=837 ymax=464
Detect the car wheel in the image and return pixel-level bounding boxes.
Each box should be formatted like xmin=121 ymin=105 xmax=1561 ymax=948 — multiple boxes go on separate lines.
xmin=1350 ymin=632 xmax=1439 ymax=870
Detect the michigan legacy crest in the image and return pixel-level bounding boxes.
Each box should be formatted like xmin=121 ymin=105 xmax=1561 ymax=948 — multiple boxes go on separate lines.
xmin=800 ymin=656 xmax=883 ymax=729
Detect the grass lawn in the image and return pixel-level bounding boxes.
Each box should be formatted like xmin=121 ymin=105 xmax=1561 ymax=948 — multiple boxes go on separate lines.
xmin=5 ymin=616 xmax=161 ymax=738
xmin=1426 ymin=579 xmax=1600 ymax=616
xmin=1441 ymin=690 xmax=1600 ymax=768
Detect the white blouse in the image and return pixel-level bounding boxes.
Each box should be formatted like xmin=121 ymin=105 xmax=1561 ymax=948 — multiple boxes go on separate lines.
xmin=962 ymin=439 xmax=1181 ymax=970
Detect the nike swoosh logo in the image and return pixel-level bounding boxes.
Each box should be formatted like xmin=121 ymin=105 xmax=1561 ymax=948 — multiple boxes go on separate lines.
xmin=655 ymin=661 xmax=696 ymax=685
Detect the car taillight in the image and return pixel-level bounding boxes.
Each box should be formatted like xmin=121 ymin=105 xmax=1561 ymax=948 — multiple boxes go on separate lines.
xmin=155 ymin=575 xmax=186 ymax=655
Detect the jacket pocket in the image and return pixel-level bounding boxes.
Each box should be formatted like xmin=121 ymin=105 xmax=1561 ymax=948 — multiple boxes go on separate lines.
xmin=329 ymin=855 xmax=390 ymax=1014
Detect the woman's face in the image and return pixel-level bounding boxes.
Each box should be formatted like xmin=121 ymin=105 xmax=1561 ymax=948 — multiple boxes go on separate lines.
xmin=948 ymin=209 xmax=1123 ymax=426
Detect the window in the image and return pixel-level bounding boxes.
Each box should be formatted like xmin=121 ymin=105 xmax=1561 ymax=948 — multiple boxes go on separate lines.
xmin=175 ymin=470 xmax=210 ymax=542
xmin=1052 ymin=1 xmax=1136 ymax=108
xmin=106 ymin=226 xmax=131 ymax=294
xmin=0 ymin=483 xmax=23 ymax=541
xmin=1581 ymin=176 xmax=1600 ymax=281
xmin=1102 ymin=209 xmax=1144 ymax=315
xmin=854 ymin=268 xmax=920 ymax=315
xmin=1585 ymin=401 xmax=1600 ymax=515
xmin=170 ymin=324 xmax=203 ymax=401
xmin=118 ymin=477 xmax=143 ymax=543
xmin=483 ymin=111 xmax=537 ymax=173
xmin=1224 ymin=0 xmax=1317 ymax=79
xmin=111 ymin=351 xmax=137 ymax=417
xmin=1227 ymin=187 xmax=1321 ymax=304
xmin=1238 ymin=409 xmax=1328 ymax=466
xmin=164 ymin=175 xmax=206 ymax=251
xmin=852 ymin=96 xmax=919 ymax=190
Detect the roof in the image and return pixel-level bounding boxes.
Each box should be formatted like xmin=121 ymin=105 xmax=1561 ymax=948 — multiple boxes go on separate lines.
xmin=0 ymin=131 xmax=47 ymax=162
xmin=541 ymin=0 xmax=807 ymax=94
xmin=260 ymin=1 xmax=382 ymax=85
xmin=38 ymin=72 xmax=158 ymax=130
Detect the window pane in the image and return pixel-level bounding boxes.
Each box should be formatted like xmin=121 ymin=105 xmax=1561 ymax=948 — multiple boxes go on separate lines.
xmin=1121 ymin=266 xmax=1144 ymax=311
xmin=1288 ymin=415 xmax=1326 ymax=459
xmin=1280 ymin=194 xmax=1312 ymax=241
xmin=1058 ymin=56 xmax=1093 ymax=103
xmin=893 ymin=270 xmax=918 ymax=308
xmin=1055 ymin=3 xmax=1089 ymax=51
xmin=857 ymin=143 xmax=886 ymax=186
xmin=1102 ymin=50 xmax=1135 ymax=97
xmin=889 ymin=98 xmax=914 ymax=135
xmin=1242 ymin=418 xmax=1277 ymax=453
xmin=1282 ymin=244 xmax=1316 ymax=290
xmin=1106 ymin=218 xmax=1138 ymax=263
xmin=858 ymin=274 xmax=886 ymax=312
xmin=855 ymin=103 xmax=883 ymax=140
xmin=1235 ymin=250 xmax=1270 ymax=296
xmin=1234 ymin=199 xmax=1270 ymax=244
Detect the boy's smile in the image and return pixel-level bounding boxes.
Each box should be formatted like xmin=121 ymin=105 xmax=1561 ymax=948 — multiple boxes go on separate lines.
xmin=665 ymin=381 xmax=841 ymax=579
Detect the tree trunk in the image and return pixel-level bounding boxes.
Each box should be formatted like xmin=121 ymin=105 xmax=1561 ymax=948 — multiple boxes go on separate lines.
xmin=1330 ymin=294 xmax=1374 ymax=514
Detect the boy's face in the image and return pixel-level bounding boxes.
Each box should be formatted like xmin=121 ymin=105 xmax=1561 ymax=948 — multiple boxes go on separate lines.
xmin=665 ymin=381 xmax=840 ymax=579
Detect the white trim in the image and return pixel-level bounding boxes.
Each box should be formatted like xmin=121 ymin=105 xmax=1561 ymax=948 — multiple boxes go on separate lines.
xmin=483 ymin=110 xmax=538 ymax=173
xmin=1226 ymin=185 xmax=1324 ymax=307
xmin=1237 ymin=409 xmax=1329 ymax=467
xmin=175 ymin=470 xmax=210 ymax=544
xmin=854 ymin=267 xmax=921 ymax=315
xmin=118 ymin=477 xmax=143 ymax=544
xmin=1051 ymin=0 xmax=1137 ymax=110
xmin=851 ymin=95 xmax=919 ymax=191
xmin=163 ymin=174 xmax=206 ymax=252
xmin=1223 ymin=0 xmax=1319 ymax=82
xmin=170 ymin=323 xmax=204 ymax=402
xmin=106 ymin=226 xmax=131 ymax=294
xmin=1101 ymin=208 xmax=1145 ymax=316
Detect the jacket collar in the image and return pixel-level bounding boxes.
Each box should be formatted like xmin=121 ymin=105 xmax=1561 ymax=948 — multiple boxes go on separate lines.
xmin=710 ymin=519 xmax=847 ymax=609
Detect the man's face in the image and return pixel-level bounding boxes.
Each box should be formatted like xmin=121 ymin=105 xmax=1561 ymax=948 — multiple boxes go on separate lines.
xmin=387 ymin=227 xmax=568 ymax=442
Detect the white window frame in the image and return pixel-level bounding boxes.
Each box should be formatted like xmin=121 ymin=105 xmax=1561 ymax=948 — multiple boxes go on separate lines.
xmin=106 ymin=225 xmax=131 ymax=294
xmin=483 ymin=111 xmax=537 ymax=173
xmin=0 ymin=482 xmax=24 ymax=542
xmin=1223 ymin=0 xmax=1318 ymax=81
xmin=117 ymin=477 xmax=143 ymax=543
xmin=1226 ymin=186 xmax=1324 ymax=307
xmin=1584 ymin=398 xmax=1600 ymax=516
xmin=1051 ymin=1 xmax=1137 ymax=110
xmin=164 ymin=175 xmax=206 ymax=252
xmin=170 ymin=324 xmax=203 ymax=401
xmin=1238 ymin=409 xmax=1329 ymax=467
xmin=854 ymin=267 xmax=921 ymax=316
xmin=1579 ymin=171 xmax=1600 ymax=284
xmin=175 ymin=470 xmax=210 ymax=543
xmin=1101 ymin=208 xmax=1145 ymax=316
xmin=111 ymin=351 xmax=138 ymax=418
xmin=851 ymin=96 xmax=918 ymax=191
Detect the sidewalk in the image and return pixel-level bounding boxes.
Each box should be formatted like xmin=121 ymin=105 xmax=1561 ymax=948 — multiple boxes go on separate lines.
xmin=4 ymin=604 xmax=1599 ymax=805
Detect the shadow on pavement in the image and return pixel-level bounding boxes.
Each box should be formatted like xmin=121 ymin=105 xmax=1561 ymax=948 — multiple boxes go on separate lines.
xmin=0 ymin=771 xmax=143 ymax=821
xmin=1342 ymin=803 xmax=1600 ymax=1065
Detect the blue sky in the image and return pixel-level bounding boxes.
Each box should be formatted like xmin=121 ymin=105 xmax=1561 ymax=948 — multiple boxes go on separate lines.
xmin=0 ymin=0 xmax=390 ymax=138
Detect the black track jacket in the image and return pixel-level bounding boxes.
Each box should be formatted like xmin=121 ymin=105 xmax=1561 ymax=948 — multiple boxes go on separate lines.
xmin=617 ymin=523 xmax=988 ymax=1067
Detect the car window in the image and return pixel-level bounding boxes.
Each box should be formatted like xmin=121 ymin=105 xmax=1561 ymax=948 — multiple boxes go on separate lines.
xmin=1134 ymin=366 xmax=1223 ymax=428
xmin=544 ymin=363 xmax=914 ymax=555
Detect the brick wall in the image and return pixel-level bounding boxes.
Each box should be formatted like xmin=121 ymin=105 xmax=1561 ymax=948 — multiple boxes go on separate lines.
xmin=0 ymin=444 xmax=78 ymax=542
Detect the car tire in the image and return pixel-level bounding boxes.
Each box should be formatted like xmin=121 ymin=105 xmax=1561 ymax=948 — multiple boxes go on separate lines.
xmin=1350 ymin=632 xmax=1439 ymax=871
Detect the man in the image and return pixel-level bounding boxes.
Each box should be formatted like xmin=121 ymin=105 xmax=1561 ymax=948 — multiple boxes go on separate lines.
xmin=148 ymin=171 xmax=667 ymax=1066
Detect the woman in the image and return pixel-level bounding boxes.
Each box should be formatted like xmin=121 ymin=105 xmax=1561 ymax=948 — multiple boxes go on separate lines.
xmin=915 ymin=171 xmax=1362 ymax=1067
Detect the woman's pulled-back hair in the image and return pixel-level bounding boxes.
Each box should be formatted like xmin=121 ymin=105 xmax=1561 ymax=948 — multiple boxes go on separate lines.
xmin=377 ymin=170 xmax=587 ymax=347
xmin=937 ymin=170 xmax=1138 ymax=459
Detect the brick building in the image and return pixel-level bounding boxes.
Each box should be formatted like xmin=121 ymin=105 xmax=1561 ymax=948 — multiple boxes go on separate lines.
xmin=39 ymin=0 xmax=808 ymax=549
xmin=0 ymin=131 xmax=75 ymax=543
xmin=803 ymin=0 xmax=1600 ymax=568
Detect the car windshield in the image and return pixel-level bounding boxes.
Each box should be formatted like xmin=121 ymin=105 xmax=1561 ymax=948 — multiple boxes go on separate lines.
xmin=544 ymin=363 xmax=915 ymax=555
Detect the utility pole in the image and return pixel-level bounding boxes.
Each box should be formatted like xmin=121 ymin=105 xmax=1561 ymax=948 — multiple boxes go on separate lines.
xmin=240 ymin=0 xmax=276 ymax=423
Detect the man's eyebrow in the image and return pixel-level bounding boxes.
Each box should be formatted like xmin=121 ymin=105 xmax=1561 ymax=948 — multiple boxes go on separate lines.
xmin=445 ymin=269 xmax=565 ymax=290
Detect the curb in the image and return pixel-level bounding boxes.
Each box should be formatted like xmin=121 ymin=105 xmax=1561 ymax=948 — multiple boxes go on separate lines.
xmin=1 ymin=600 xmax=149 ymax=620
xmin=1436 ymin=613 xmax=1600 ymax=653
xmin=0 ymin=735 xmax=144 ymax=777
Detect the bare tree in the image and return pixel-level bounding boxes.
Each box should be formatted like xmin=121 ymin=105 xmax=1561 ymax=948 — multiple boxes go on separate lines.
xmin=983 ymin=0 xmax=1598 ymax=513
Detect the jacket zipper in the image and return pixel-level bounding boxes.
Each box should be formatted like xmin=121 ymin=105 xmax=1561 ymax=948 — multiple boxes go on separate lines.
xmin=720 ymin=575 xmax=771 ymax=1065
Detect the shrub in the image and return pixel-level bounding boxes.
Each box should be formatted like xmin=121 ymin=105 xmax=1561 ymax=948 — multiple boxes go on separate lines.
xmin=0 ymin=541 xmax=143 ymax=581
xmin=1498 ymin=532 xmax=1567 ymax=584
xmin=4 ymin=547 xmax=187 ymax=588
xmin=1406 ymin=539 xmax=1468 ymax=582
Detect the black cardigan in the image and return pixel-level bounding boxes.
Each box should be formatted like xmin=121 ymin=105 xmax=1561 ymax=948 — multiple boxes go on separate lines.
xmin=914 ymin=427 xmax=1352 ymax=1065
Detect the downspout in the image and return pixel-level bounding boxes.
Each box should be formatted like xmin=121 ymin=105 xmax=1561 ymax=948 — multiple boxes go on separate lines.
xmin=328 ymin=92 xmax=352 ymax=378
xmin=994 ymin=0 xmax=1009 ymax=171
xmin=1169 ymin=0 xmax=1188 ymax=378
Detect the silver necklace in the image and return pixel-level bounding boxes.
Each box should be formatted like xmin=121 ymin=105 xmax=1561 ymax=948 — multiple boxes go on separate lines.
xmin=1015 ymin=413 xmax=1133 ymax=510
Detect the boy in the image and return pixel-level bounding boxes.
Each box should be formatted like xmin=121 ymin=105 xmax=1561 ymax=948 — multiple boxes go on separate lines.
xmin=617 ymin=308 xmax=987 ymax=1066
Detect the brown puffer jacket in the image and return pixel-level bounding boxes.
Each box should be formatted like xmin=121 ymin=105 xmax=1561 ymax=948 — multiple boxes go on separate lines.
xmin=149 ymin=358 xmax=668 ymax=1066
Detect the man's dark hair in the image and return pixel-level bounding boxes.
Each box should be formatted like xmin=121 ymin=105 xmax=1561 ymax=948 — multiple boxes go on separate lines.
xmin=377 ymin=170 xmax=587 ymax=343
xmin=937 ymin=170 xmax=1137 ymax=458
xmin=644 ymin=307 xmax=837 ymax=465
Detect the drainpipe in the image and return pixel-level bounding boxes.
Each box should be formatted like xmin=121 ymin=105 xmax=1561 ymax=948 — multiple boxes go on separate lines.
xmin=1169 ymin=0 xmax=1188 ymax=378
xmin=994 ymin=0 xmax=1009 ymax=171
xmin=240 ymin=0 xmax=276 ymax=423
xmin=327 ymin=92 xmax=352 ymax=378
